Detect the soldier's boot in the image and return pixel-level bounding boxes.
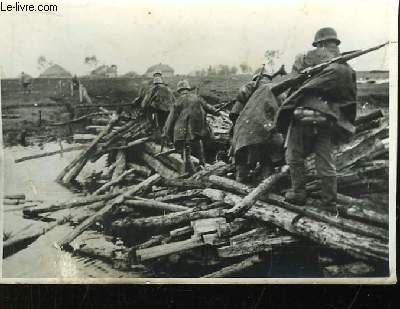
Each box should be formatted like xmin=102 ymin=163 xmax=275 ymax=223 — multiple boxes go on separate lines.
xmin=285 ymin=165 xmax=307 ymax=205
xmin=320 ymin=176 xmax=339 ymax=216
xmin=235 ymin=163 xmax=250 ymax=184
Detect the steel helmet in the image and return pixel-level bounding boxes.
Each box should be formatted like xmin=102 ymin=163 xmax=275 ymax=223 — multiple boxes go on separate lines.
xmin=153 ymin=70 xmax=162 ymax=77
xmin=153 ymin=76 xmax=164 ymax=85
xmin=177 ymin=80 xmax=191 ymax=92
xmin=312 ymin=27 xmax=341 ymax=47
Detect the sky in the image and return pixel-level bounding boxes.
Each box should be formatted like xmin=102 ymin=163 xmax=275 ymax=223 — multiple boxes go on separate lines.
xmin=0 ymin=0 xmax=397 ymax=78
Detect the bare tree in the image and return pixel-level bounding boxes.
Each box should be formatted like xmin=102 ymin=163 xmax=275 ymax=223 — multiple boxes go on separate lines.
xmin=264 ymin=50 xmax=283 ymax=74
xmin=37 ymin=55 xmax=53 ymax=71
xmin=84 ymin=55 xmax=99 ymax=69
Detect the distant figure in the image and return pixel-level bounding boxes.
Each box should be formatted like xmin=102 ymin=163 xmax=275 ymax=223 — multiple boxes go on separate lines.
xmin=141 ymin=74 xmax=176 ymax=129
xmin=163 ymin=80 xmax=220 ymax=174
xmin=72 ymin=75 xmax=80 ymax=90
xmin=20 ymin=72 xmax=31 ymax=93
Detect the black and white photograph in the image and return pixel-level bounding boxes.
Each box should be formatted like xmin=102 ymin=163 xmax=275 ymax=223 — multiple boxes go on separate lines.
xmin=0 ymin=0 xmax=397 ymax=282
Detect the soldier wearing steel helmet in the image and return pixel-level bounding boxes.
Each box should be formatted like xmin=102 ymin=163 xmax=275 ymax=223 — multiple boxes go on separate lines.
xmin=141 ymin=74 xmax=176 ymax=128
xmin=276 ymin=27 xmax=357 ymax=213
xmin=229 ymin=68 xmax=285 ymax=184
xmin=163 ymin=80 xmax=220 ymax=174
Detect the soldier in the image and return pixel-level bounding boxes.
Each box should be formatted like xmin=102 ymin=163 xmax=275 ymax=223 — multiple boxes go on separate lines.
xmin=275 ymin=27 xmax=357 ymax=212
xmin=20 ymin=71 xmax=31 ymax=93
xmin=163 ymin=80 xmax=220 ymax=174
xmin=141 ymin=74 xmax=175 ymax=129
xmin=230 ymin=70 xmax=284 ymax=183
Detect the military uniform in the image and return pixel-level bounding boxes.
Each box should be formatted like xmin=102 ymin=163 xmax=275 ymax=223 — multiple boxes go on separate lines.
xmin=229 ymin=72 xmax=284 ymax=183
xmin=163 ymin=80 xmax=219 ymax=174
xmin=276 ymin=27 xmax=357 ymax=209
xmin=141 ymin=77 xmax=176 ymax=128
xmin=231 ymin=80 xmax=284 ymax=183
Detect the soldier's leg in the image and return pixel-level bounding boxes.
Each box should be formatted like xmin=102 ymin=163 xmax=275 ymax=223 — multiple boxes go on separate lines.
xmin=184 ymin=142 xmax=195 ymax=175
xmin=314 ymin=126 xmax=337 ymax=213
xmin=235 ymin=148 xmax=250 ymax=183
xmin=285 ymin=123 xmax=310 ymax=205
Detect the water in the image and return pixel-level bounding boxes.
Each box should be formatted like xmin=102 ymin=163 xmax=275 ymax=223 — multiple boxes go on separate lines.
xmin=2 ymin=143 xmax=144 ymax=278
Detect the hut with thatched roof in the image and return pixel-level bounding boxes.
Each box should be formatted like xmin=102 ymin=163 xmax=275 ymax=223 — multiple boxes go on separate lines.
xmin=39 ymin=64 xmax=72 ymax=78
xmin=145 ymin=63 xmax=174 ymax=77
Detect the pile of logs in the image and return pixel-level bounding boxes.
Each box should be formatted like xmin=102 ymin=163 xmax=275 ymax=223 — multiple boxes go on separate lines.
xmin=7 ymin=108 xmax=389 ymax=278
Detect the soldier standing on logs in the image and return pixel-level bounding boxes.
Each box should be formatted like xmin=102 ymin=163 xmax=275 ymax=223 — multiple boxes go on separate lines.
xmin=275 ymin=27 xmax=357 ymax=213
xmin=141 ymin=71 xmax=176 ymax=129
xmin=230 ymin=67 xmax=286 ymax=184
xmin=163 ymin=80 xmax=220 ymax=174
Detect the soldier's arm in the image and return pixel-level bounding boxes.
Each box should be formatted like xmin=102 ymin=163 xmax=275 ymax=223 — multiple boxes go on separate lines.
xmin=162 ymin=102 xmax=180 ymax=139
xmin=236 ymin=81 xmax=256 ymax=104
xmin=200 ymin=98 xmax=220 ymax=116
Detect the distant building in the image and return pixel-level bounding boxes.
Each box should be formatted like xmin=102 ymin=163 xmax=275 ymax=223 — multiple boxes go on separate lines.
xmin=145 ymin=63 xmax=174 ymax=77
xmin=357 ymin=70 xmax=389 ymax=83
xmin=90 ymin=64 xmax=118 ymax=78
xmin=39 ymin=64 xmax=72 ymax=78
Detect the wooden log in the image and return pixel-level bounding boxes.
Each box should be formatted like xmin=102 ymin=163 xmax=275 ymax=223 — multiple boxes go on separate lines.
xmin=112 ymin=208 xmax=226 ymax=234
xmin=93 ymin=168 xmax=136 ymax=196
xmin=14 ymin=145 xmax=87 ymax=163
xmin=203 ymin=189 xmax=388 ymax=263
xmin=73 ymin=134 xmax=97 ymax=141
xmin=155 ymin=189 xmax=203 ymax=202
xmin=336 ymin=125 xmax=388 ymax=170
xmin=23 ymin=192 xmax=120 ymax=216
xmin=209 ymin=175 xmax=388 ymax=234
xmin=229 ymin=227 xmax=275 ymax=245
xmin=94 ymin=137 xmax=151 ymax=157
xmin=4 ymin=194 xmax=26 ymax=200
xmin=57 ymin=174 xmax=161 ymax=249
xmin=127 ymin=163 xmax=152 ymax=177
xmin=139 ymin=151 xmax=180 ymax=179
xmin=142 ymin=142 xmax=196 ymax=172
xmin=190 ymin=161 xmax=233 ymax=180
xmin=70 ymin=230 xmax=129 ymax=269
xmin=133 ymin=235 xmax=167 ymax=250
xmin=124 ymin=198 xmax=189 ymax=212
xmin=161 ymin=178 xmax=208 ymax=190
xmin=3 ymin=199 xmax=22 ymax=205
xmin=202 ymin=254 xmax=264 ymax=278
xmin=49 ymin=112 xmax=107 ymax=126
xmin=225 ymin=166 xmax=289 ymax=218
xmin=136 ymin=236 xmax=206 ymax=262
xmin=218 ymin=235 xmax=297 ymax=258
xmin=110 ymin=150 xmax=126 ymax=192
xmin=58 ymin=117 xmax=117 ymax=184
xmin=170 ymin=226 xmax=193 ymax=238
xmin=3 ymin=203 xmax=38 ymax=213
xmin=192 ymin=217 xmax=227 ymax=236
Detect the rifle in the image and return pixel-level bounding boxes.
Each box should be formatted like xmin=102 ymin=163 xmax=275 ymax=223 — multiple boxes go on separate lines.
xmin=270 ymin=41 xmax=393 ymax=96
xmin=215 ymin=63 xmax=287 ymax=113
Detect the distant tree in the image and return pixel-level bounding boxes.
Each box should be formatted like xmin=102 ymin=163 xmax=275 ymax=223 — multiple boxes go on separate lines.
xmin=239 ymin=62 xmax=253 ymax=74
xmin=264 ymin=50 xmax=283 ymax=74
xmin=216 ymin=65 xmax=230 ymax=76
xmin=84 ymin=55 xmax=99 ymax=69
xmin=37 ymin=55 xmax=53 ymax=71
xmin=230 ymin=66 xmax=238 ymax=75
xmin=207 ymin=65 xmax=217 ymax=76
